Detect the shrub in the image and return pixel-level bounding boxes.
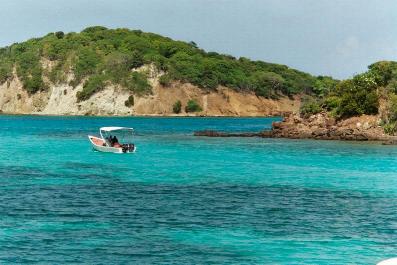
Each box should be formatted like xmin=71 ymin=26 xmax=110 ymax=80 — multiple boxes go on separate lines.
xmin=300 ymin=97 xmax=322 ymax=117
xmin=0 ymin=61 xmax=12 ymax=83
xmin=124 ymin=95 xmax=134 ymax=107
xmin=55 ymin=31 xmax=65 ymax=39
xmin=73 ymin=48 xmax=101 ymax=84
xmin=383 ymin=122 xmax=397 ymax=135
xmin=324 ymin=96 xmax=341 ymax=111
xmin=368 ymin=61 xmax=397 ymax=87
xmin=125 ymin=72 xmax=152 ymax=96
xmin=23 ymin=68 xmax=46 ymax=94
xmin=103 ymin=52 xmax=130 ymax=83
xmin=76 ymin=75 xmax=107 ymax=101
xmin=173 ymin=100 xmax=181 ymax=113
xmin=159 ymin=74 xmax=172 ymax=87
xmin=331 ymin=73 xmax=379 ymax=119
xmin=185 ymin=99 xmax=202 ymax=113
xmin=313 ymin=76 xmax=338 ymax=97
xmin=384 ymin=92 xmax=397 ymax=132
xmin=385 ymin=93 xmax=397 ymax=127
xmin=15 ymin=50 xmax=46 ymax=93
xmin=387 ymin=80 xmax=397 ymax=94
xmin=250 ymin=71 xmax=285 ymax=98
xmin=128 ymin=50 xmax=144 ymax=69
xmin=81 ymin=26 xmax=108 ymax=34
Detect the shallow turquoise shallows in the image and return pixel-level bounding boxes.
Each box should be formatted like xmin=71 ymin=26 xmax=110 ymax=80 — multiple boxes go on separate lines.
xmin=1 ymin=115 xmax=397 ymax=264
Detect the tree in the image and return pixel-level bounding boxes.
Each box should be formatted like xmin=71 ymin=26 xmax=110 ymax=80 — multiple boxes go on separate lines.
xmin=333 ymin=73 xmax=379 ymax=118
xmin=125 ymin=72 xmax=151 ymax=96
xmin=251 ymin=71 xmax=285 ymax=98
xmin=185 ymin=99 xmax=202 ymax=113
xmin=173 ymin=100 xmax=182 ymax=113
xmin=128 ymin=50 xmax=144 ymax=69
xmin=313 ymin=76 xmax=338 ymax=97
xmin=300 ymin=96 xmax=322 ymax=117
xmin=159 ymin=74 xmax=172 ymax=87
xmin=76 ymin=75 xmax=107 ymax=101
xmin=55 ymin=31 xmax=65 ymax=39
xmin=368 ymin=61 xmax=397 ymax=87
xmin=82 ymin=26 xmax=108 ymax=34
xmin=73 ymin=47 xmax=101 ymax=83
xmin=125 ymin=95 xmax=134 ymax=107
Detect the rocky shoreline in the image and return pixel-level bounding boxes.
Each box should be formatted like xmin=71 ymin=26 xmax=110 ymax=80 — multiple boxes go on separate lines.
xmin=271 ymin=112 xmax=393 ymax=141
xmin=194 ymin=130 xmax=273 ymax=138
xmin=195 ymin=112 xmax=397 ymax=144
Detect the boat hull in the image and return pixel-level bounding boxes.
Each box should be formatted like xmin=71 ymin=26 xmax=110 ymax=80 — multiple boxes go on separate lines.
xmin=88 ymin=135 xmax=136 ymax=153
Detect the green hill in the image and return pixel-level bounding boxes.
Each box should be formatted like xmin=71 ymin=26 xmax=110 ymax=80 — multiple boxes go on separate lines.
xmin=0 ymin=26 xmax=329 ymax=102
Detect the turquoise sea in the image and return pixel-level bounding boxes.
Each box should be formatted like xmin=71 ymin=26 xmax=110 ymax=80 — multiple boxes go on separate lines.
xmin=1 ymin=115 xmax=397 ymax=264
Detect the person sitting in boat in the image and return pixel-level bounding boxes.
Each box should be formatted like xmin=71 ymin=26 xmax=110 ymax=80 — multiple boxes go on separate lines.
xmin=113 ymin=136 xmax=121 ymax=148
xmin=106 ymin=135 xmax=113 ymax=146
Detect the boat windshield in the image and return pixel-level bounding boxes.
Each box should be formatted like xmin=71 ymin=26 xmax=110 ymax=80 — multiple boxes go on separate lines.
xmin=100 ymin=129 xmax=134 ymax=147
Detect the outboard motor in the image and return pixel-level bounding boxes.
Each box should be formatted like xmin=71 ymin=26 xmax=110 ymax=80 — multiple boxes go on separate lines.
xmin=121 ymin=144 xmax=134 ymax=153
xmin=129 ymin=144 xmax=135 ymax=152
xmin=122 ymin=145 xmax=128 ymax=153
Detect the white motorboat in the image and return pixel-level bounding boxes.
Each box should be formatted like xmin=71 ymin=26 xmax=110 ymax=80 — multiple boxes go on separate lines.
xmin=88 ymin=127 xmax=136 ymax=153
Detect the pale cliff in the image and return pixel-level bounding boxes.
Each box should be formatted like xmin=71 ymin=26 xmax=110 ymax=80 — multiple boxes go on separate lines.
xmin=0 ymin=70 xmax=300 ymax=116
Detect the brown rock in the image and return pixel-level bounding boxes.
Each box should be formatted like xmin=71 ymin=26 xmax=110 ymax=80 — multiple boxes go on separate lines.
xmin=270 ymin=112 xmax=390 ymax=142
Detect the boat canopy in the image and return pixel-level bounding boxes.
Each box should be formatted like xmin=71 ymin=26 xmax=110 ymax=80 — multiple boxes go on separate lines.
xmin=100 ymin=127 xmax=134 ymax=132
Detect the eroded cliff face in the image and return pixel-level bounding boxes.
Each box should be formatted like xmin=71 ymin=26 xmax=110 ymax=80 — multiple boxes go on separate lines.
xmin=0 ymin=77 xmax=132 ymax=116
xmin=0 ymin=74 xmax=300 ymax=116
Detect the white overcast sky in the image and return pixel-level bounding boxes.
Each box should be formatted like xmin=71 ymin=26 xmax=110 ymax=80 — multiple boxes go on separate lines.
xmin=0 ymin=0 xmax=396 ymax=79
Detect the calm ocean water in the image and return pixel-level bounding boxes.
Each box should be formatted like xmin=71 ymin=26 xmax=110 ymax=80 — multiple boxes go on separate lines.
xmin=1 ymin=115 xmax=397 ymax=264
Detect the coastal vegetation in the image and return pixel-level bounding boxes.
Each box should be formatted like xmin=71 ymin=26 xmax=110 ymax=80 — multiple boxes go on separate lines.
xmin=299 ymin=96 xmax=322 ymax=118
xmin=124 ymin=95 xmax=134 ymax=107
xmin=172 ymin=100 xmax=182 ymax=114
xmin=185 ymin=99 xmax=202 ymax=113
xmin=299 ymin=61 xmax=397 ymax=134
xmin=0 ymin=26 xmax=324 ymax=102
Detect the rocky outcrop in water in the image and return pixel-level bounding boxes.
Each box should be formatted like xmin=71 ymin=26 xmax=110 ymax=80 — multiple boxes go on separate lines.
xmin=271 ymin=112 xmax=392 ymax=141
xmin=195 ymin=112 xmax=397 ymax=142
xmin=194 ymin=130 xmax=273 ymax=137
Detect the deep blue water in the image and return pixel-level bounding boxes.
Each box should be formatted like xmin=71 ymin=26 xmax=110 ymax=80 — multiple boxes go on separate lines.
xmin=1 ymin=115 xmax=397 ymax=264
